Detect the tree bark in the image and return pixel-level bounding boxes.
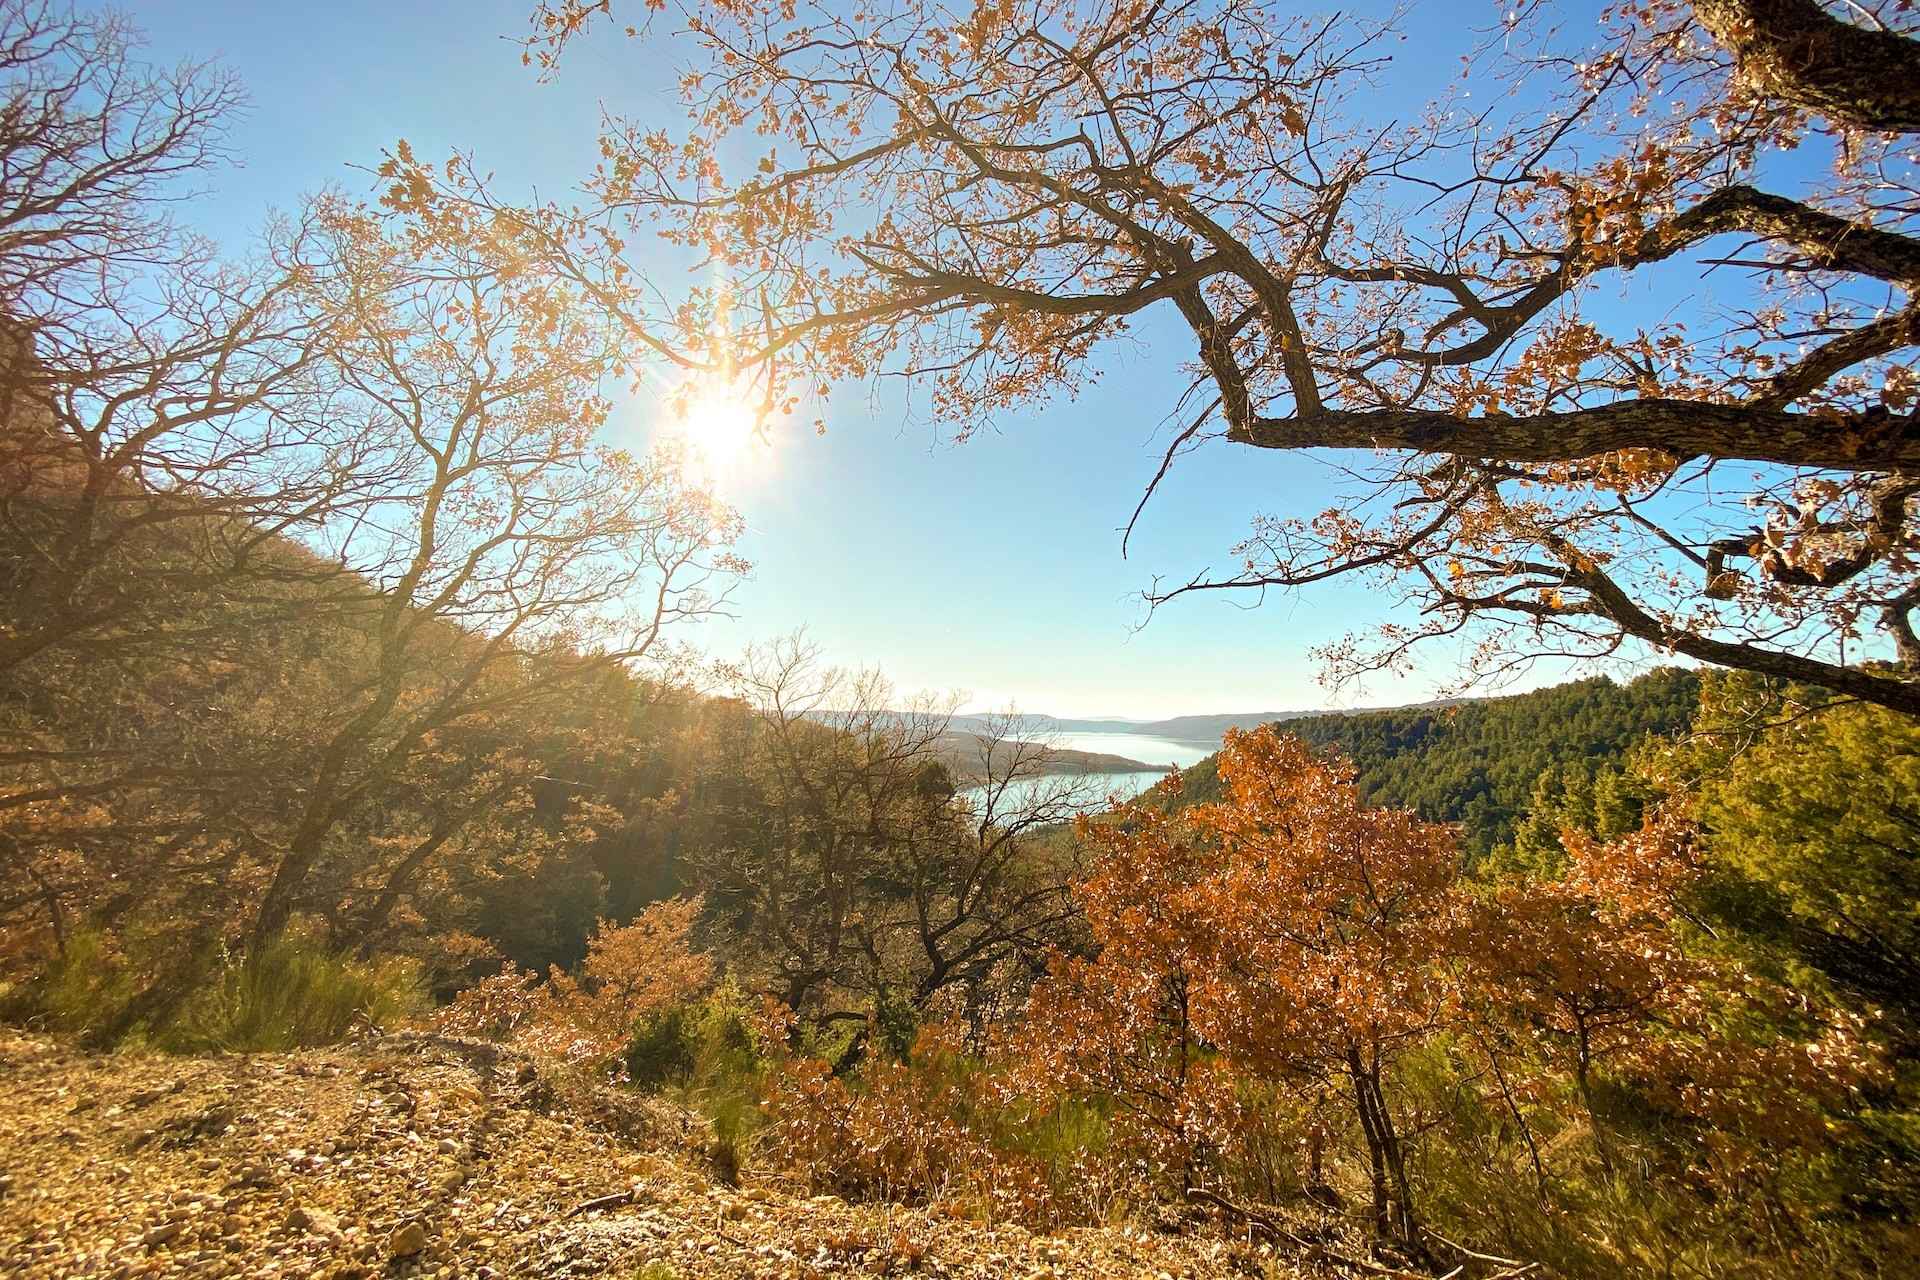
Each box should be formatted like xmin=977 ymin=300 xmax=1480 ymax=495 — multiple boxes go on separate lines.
xmin=1572 ymin=1018 xmax=1615 ymax=1177
xmin=1693 ymin=0 xmax=1920 ymax=133
xmin=1234 ymin=400 xmax=1920 ymax=473
xmin=1346 ymin=1045 xmax=1393 ymax=1240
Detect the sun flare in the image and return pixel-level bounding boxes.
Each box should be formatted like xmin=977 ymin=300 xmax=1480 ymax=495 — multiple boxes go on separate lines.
xmin=666 ymin=377 xmax=771 ymax=494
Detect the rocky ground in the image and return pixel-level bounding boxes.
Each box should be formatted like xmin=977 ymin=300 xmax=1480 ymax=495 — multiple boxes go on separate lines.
xmin=0 ymin=1031 xmax=1309 ymax=1280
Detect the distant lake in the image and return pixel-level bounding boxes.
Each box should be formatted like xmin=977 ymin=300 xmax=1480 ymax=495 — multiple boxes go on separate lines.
xmin=1039 ymin=731 xmax=1217 ymax=770
xmin=955 ymin=730 xmax=1219 ymax=817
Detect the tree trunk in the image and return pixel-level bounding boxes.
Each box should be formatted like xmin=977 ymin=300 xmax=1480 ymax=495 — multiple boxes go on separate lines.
xmin=1346 ymin=1045 xmax=1393 ymax=1239
xmin=1573 ymin=1020 xmax=1616 ymax=1177
xmin=21 ymin=857 xmax=64 ymax=955
xmin=1346 ymin=1043 xmax=1424 ymax=1254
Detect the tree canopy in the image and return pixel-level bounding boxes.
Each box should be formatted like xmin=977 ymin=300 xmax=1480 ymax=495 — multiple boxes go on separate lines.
xmin=442 ymin=0 xmax=1920 ymax=713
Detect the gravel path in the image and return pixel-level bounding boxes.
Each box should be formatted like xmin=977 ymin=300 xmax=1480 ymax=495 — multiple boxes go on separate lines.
xmin=0 ymin=1032 xmax=1299 ymax=1279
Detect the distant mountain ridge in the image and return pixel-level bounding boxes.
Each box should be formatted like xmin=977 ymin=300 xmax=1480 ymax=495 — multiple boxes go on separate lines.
xmin=948 ymin=698 xmax=1466 ymax=742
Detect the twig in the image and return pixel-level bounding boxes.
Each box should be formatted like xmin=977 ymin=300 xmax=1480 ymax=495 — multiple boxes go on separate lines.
xmin=1184 ymin=1186 xmax=1426 ymax=1278
xmin=1420 ymin=1225 xmax=1531 ymax=1270
xmin=561 ymin=1189 xmax=635 ymax=1220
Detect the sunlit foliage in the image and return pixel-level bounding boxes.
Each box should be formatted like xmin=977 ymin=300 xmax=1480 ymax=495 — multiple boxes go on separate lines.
xmin=468 ymin=0 xmax=1920 ymax=713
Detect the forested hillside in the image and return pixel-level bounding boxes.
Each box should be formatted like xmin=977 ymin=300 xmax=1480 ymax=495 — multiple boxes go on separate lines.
xmin=1173 ymin=670 xmax=1701 ymax=854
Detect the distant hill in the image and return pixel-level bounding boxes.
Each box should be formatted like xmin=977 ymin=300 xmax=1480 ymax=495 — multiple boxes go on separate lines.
xmin=949 ymin=700 xmax=1470 ymax=743
xmin=1170 ymin=669 xmax=1701 ymax=856
xmin=1100 ymin=711 xmax=1309 ymax=739
xmin=944 ymin=713 xmax=1147 ymax=736
xmin=951 ymin=708 xmax=1352 ymax=740
xmin=931 ymin=732 xmax=1157 ymax=784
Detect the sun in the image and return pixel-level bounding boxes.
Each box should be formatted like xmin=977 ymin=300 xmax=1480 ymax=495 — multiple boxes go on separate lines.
xmin=667 ymin=377 xmax=771 ymax=494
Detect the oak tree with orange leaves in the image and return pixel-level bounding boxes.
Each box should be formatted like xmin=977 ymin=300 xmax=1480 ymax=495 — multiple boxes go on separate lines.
xmin=1472 ymin=799 xmax=1880 ymax=1222
xmin=433 ymin=896 xmax=714 ymax=1066
xmin=1012 ymin=722 xmax=1883 ymax=1257
xmin=1020 ymin=728 xmax=1463 ymax=1248
xmin=427 ymin=0 xmax=1920 ymax=713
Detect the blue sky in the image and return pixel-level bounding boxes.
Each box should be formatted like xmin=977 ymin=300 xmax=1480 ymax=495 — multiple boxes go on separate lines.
xmin=125 ymin=0 xmax=1636 ymax=718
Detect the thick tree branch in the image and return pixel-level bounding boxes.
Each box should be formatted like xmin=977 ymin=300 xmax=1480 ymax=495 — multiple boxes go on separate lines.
xmin=1692 ymin=0 xmax=1920 ymax=133
xmin=1233 ymin=399 xmax=1920 ymax=471
xmin=1573 ymin=558 xmax=1920 ymax=714
xmin=1748 ymin=305 xmax=1920 ymax=409
xmin=1343 ymin=186 xmax=1920 ymax=371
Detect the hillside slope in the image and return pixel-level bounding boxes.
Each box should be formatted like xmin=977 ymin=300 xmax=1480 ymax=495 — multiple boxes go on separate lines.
xmin=0 ymin=1033 xmax=1289 ymax=1280
xmin=1173 ymin=669 xmax=1700 ymax=854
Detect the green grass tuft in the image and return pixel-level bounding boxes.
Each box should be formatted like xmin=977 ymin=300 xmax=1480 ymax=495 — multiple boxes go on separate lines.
xmin=163 ymin=933 xmax=427 ymax=1052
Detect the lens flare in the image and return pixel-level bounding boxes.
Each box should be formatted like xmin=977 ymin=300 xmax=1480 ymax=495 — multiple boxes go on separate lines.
xmin=666 ymin=376 xmax=770 ymax=494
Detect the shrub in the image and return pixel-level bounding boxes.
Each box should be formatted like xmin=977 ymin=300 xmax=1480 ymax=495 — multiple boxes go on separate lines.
xmin=429 ymin=962 xmax=547 ymax=1042
xmin=624 ymin=980 xmax=761 ymax=1090
xmin=2 ymin=927 xmax=423 ymax=1051
xmin=759 ymin=1020 xmax=1070 ymax=1224
xmin=435 ymin=899 xmax=714 ymax=1069
xmin=3 ymin=928 xmax=142 ymax=1034
xmin=621 ymin=981 xmax=767 ymax=1180
xmin=163 ymin=933 xmax=426 ymax=1052
xmin=871 ymin=984 xmax=918 ymax=1063
xmin=624 ymin=1004 xmax=700 ymax=1087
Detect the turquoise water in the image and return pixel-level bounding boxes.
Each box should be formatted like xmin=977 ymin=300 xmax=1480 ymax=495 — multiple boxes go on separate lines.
xmin=1038 ymin=731 xmax=1216 ymax=770
xmin=955 ymin=730 xmax=1218 ymax=817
